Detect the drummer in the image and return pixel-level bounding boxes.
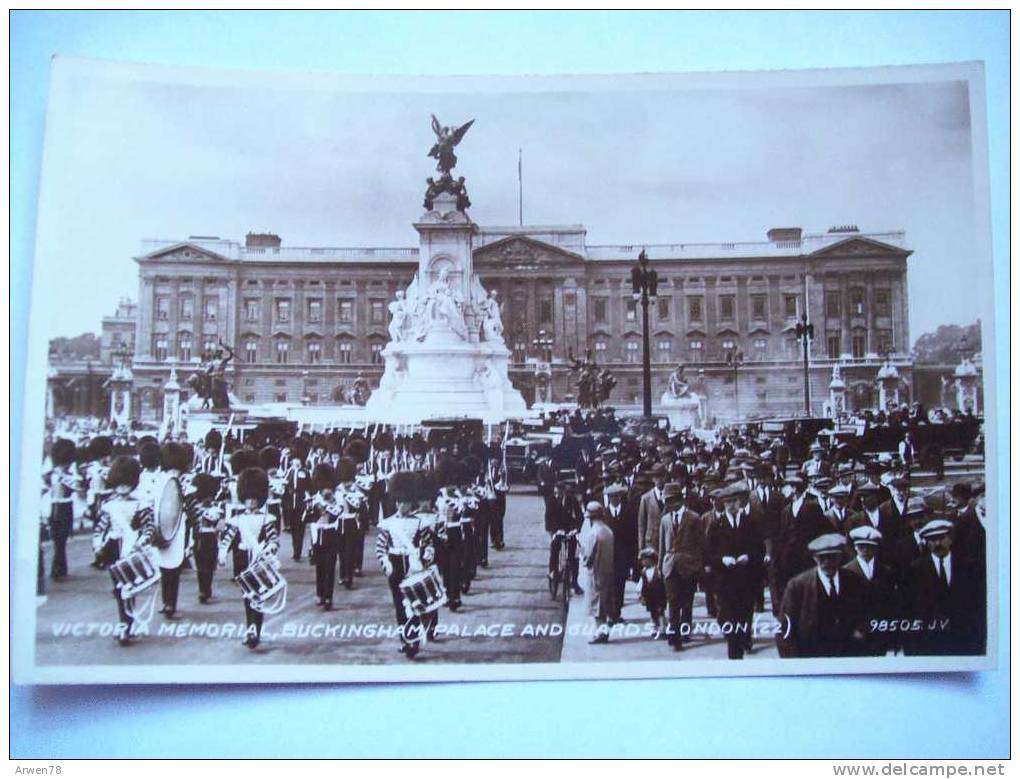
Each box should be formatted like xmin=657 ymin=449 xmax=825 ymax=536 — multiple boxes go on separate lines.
xmin=375 ymin=471 xmax=440 ymax=659
xmin=92 ymin=454 xmax=157 ymax=646
xmin=185 ymin=473 xmax=224 ymax=603
xmin=155 ymin=442 xmax=194 ymax=619
xmin=218 ymin=467 xmax=280 ymax=649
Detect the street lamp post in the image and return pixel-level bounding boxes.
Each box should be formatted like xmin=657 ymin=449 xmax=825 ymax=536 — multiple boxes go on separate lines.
xmin=631 ymin=250 xmax=658 ymax=419
xmin=794 ymin=312 xmax=814 ymax=416
xmin=726 ymin=348 xmax=744 ymax=422
xmin=532 ymin=329 xmax=553 ymax=363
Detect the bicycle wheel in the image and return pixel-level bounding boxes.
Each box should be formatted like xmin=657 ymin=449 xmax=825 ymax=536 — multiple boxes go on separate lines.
xmin=560 ymin=546 xmax=572 ymax=608
xmin=548 ymin=565 xmax=559 ymax=600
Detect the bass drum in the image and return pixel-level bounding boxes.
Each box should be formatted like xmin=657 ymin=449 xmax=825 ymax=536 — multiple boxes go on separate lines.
xmin=153 ymin=475 xmax=184 ymax=549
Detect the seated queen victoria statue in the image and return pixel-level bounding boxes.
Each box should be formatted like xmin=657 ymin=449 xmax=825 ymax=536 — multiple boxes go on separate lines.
xmin=661 ymin=363 xmax=704 ymax=429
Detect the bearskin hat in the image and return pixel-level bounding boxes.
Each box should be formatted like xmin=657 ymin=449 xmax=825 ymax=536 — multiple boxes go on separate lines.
xmin=460 ymin=455 xmax=482 ymax=484
xmin=416 ymin=471 xmax=437 ymax=503
xmin=50 ymin=438 xmax=76 ymax=467
xmin=135 ymin=438 xmax=159 ymax=469
xmin=88 ymin=435 xmax=114 ymax=460
xmin=337 ymin=456 xmax=358 ymax=484
xmin=180 ymin=442 xmax=195 ymax=466
xmin=74 ymin=445 xmax=92 ymax=466
xmin=237 ymin=467 xmax=269 ymax=506
xmin=312 ymin=463 xmax=337 ymax=493
xmin=388 ymin=471 xmax=418 ymax=504
xmin=288 ymin=437 xmax=311 ymax=463
xmin=107 ymin=455 xmax=142 ymax=490
xmin=408 ymin=435 xmax=428 ymax=457
xmin=311 ymin=433 xmax=327 ymax=450
xmin=204 ymin=429 xmax=222 ymax=450
xmin=190 ymin=473 xmax=221 ymax=502
xmin=372 ymin=428 xmax=394 ymax=452
xmin=230 ymin=448 xmax=259 ymax=476
xmin=259 ymin=445 xmax=282 ymax=471
xmin=137 ymin=434 xmax=158 ymax=447
xmin=343 ymin=438 xmax=369 ymax=464
xmin=436 ymin=455 xmax=459 ymax=487
xmin=160 ymin=442 xmax=192 ymax=473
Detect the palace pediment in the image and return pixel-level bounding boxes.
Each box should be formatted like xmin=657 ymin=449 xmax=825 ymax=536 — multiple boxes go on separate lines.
xmin=473 ymin=236 xmax=585 ymax=270
xmin=141 ymin=242 xmax=231 ymax=264
xmin=811 ymin=237 xmax=910 ymax=258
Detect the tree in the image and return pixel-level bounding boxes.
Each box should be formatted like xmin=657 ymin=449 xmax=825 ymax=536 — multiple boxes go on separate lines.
xmin=48 ymin=333 xmax=101 ymax=361
xmin=912 ymin=321 xmax=981 ymax=365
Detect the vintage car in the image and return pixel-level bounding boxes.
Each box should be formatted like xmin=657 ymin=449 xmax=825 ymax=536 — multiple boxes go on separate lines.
xmin=503 ymin=435 xmax=554 ymax=483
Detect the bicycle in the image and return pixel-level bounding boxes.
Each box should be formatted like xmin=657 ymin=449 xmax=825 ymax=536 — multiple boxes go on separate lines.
xmin=548 ymin=528 xmax=578 ymax=606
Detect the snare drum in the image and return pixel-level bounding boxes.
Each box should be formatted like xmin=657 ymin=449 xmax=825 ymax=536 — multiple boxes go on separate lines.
xmin=398 ymin=565 xmax=447 ymax=616
xmin=109 ymin=548 xmax=161 ymax=600
xmin=236 ymin=556 xmax=287 ymax=614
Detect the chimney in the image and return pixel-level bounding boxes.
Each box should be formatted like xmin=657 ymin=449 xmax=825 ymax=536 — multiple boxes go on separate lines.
xmin=767 ymin=227 xmax=802 ymax=243
xmin=245 ymin=232 xmax=282 ymax=248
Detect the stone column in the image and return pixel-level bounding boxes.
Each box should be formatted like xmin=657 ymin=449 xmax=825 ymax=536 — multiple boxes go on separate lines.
xmin=162 ymin=367 xmax=182 ymax=437
xmin=876 ymin=361 xmax=900 ymax=411
xmin=954 ymin=358 xmax=979 ymax=414
xmin=828 ymin=364 xmax=846 ymax=417
xmin=138 ymin=275 xmax=155 ymax=359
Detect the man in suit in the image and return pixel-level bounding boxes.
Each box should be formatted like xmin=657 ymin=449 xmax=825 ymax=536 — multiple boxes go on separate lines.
xmin=824 ymin=482 xmax=853 ymax=534
xmin=844 ymin=525 xmax=900 ymax=655
xmin=604 ymin=483 xmax=637 ymax=624
xmin=705 ymin=481 xmax=764 ymax=659
xmin=778 ymin=533 xmax=868 ymax=658
xmin=903 ymin=518 xmax=986 ymax=656
xmin=776 ymin=474 xmax=831 ymax=608
xmin=888 ymin=496 xmax=932 ymax=585
xmin=747 ymin=462 xmax=783 ymax=615
xmin=698 ymin=481 xmax=726 ymax=618
xmin=951 ymin=482 xmax=986 ymax=570
xmin=800 ymin=441 xmax=831 ymax=479
xmin=658 ymin=482 xmax=704 ymax=649
xmin=637 ymin=463 xmax=667 ymax=551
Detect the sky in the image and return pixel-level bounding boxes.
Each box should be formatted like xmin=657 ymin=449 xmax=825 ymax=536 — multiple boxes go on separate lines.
xmin=32 ymin=61 xmax=986 ymax=342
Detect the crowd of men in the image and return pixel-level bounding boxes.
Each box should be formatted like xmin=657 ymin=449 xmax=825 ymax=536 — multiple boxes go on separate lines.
xmin=536 ymin=423 xmax=987 ymax=658
xmin=38 ymin=423 xmax=508 ymax=658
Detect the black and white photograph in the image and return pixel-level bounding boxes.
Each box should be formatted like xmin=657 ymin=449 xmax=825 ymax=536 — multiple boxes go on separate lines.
xmin=12 ymin=56 xmax=998 ymax=684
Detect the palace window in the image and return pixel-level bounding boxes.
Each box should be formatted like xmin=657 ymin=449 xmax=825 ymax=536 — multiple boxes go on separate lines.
xmin=719 ymin=295 xmax=735 ymax=321
xmin=244 ymin=298 xmax=259 ymax=322
xmin=688 ymin=340 xmax=704 ymax=362
xmin=851 ymin=332 xmax=866 ymax=359
xmin=876 ymin=329 xmax=893 ymax=355
xmin=625 ymin=300 xmax=637 ymax=322
xmin=337 ymin=341 xmax=353 ymax=364
xmin=593 ymin=298 xmax=608 ymax=323
xmin=154 ymin=336 xmax=168 ymax=362
xmin=753 ymin=338 xmax=768 ymax=361
xmin=826 ymin=293 xmax=841 ymax=318
xmin=156 ymin=297 xmax=169 ymax=321
xmin=875 ymin=289 xmax=891 ymax=317
xmin=625 ymin=340 xmax=640 ymax=363
xmin=307 ymin=299 xmax=322 ymax=323
xmin=850 ymin=287 xmax=866 ymax=316
xmin=656 ymin=339 xmax=672 ymax=362
xmin=275 ymin=340 xmax=290 ymax=364
xmin=245 ymin=339 xmax=258 ymax=364
xmin=721 ymin=338 xmax=736 ymax=352
xmin=338 ymin=299 xmax=354 ymax=324
xmin=370 ymin=342 xmax=384 ymax=365
xmin=244 ymin=394 xmax=256 ymax=403
xmin=370 ymin=300 xmax=385 ymax=325
xmin=784 ymin=295 xmax=799 ymax=319
xmin=202 ymin=337 xmax=217 ymax=358
xmin=657 ymin=297 xmax=671 ymax=321
xmin=275 ymin=299 xmax=291 ymax=323
xmin=178 ymin=334 xmax=192 ymax=363
xmin=688 ymin=296 xmax=703 ymax=322
xmin=180 ymin=296 xmax=194 ymax=321
xmin=827 ymin=332 xmax=841 ymax=359
xmin=787 ymin=337 xmax=800 ymax=359
xmin=751 ymin=294 xmax=767 ymax=320
xmin=540 ymin=299 xmax=553 ymax=324
xmin=204 ymin=297 xmax=218 ymax=322
xmin=307 ymin=340 xmax=322 ymax=364
xmin=274 ymin=379 xmax=287 ymax=387
xmin=275 ymin=392 xmax=287 ymax=403
xmin=594 ymin=340 xmax=608 ymax=355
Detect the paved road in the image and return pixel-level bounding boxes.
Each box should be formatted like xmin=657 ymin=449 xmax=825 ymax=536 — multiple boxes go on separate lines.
xmin=34 ymin=486 xmax=566 ymax=666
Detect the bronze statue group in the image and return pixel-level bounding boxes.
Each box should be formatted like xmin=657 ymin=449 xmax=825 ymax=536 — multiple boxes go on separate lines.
xmin=39 ymin=426 xmax=508 ymax=658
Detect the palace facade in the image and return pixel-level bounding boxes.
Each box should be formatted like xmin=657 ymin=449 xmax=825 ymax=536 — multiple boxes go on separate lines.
xmin=91 ymin=222 xmax=912 ymax=424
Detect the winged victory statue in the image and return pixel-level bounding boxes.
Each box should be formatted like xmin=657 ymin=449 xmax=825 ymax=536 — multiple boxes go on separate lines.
xmin=428 ymin=114 xmax=475 ymax=175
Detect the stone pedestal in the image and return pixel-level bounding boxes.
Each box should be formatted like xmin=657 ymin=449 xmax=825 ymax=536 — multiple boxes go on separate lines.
xmin=108 ymin=364 xmax=133 ymax=430
xmin=876 ymin=361 xmax=900 ymax=411
xmin=953 ymin=358 xmax=979 ymax=414
xmin=365 ymin=190 xmax=526 ymax=423
xmin=828 ymin=364 xmax=847 ymax=417
xmin=162 ymin=367 xmax=182 ymax=437
xmin=659 ymin=392 xmax=703 ymax=430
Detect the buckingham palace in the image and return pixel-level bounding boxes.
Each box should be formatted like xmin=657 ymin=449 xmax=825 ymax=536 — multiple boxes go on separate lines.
xmin=81 ymin=220 xmax=910 ymax=424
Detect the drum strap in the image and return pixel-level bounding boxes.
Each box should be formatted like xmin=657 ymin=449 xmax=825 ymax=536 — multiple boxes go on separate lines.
xmin=387 ymin=520 xmax=420 ymax=561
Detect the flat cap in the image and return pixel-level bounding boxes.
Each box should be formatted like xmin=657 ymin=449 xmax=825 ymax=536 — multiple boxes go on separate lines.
xmin=808 ymin=533 xmax=847 ymax=555
xmin=585 ymin=501 xmax=606 ymax=517
xmin=604 ymin=483 xmax=628 ymax=497
xmin=827 ymin=482 xmax=852 ymax=497
xmin=903 ymin=496 xmax=929 ymax=518
xmin=719 ymin=480 xmax=750 ymax=499
xmin=848 ymin=526 xmax=882 ymax=545
xmin=918 ymin=518 xmax=954 ymax=540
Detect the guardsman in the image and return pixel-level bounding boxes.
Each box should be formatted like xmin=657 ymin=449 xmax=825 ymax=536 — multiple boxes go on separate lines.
xmin=92 ymin=455 xmax=156 ymax=645
xmin=335 ymin=455 xmax=366 ymax=590
xmin=186 ymin=473 xmax=223 ymax=603
xmin=343 ymin=439 xmax=372 ymax=577
xmin=376 ymin=471 xmax=440 ymax=659
xmin=434 ymin=456 xmax=464 ymax=611
xmin=305 ymin=463 xmax=341 ymax=610
xmin=778 ymin=533 xmax=868 ymax=658
xmin=218 ymin=466 xmax=279 ymax=649
xmin=260 ymin=445 xmax=286 ymax=534
xmin=457 ymin=457 xmax=481 ymax=590
xmin=283 ymin=438 xmax=312 ymax=561
xmin=45 ymin=438 xmax=79 ymax=579
xmin=154 ymin=442 xmax=194 ymax=619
